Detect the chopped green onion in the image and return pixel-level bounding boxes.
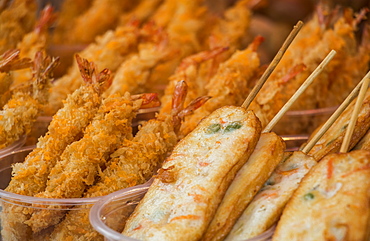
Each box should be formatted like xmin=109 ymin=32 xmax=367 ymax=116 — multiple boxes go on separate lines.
xmin=206 ymin=123 xmax=221 ymax=134
xmin=303 ymin=192 xmax=314 ymax=200
xmin=225 ymin=122 xmax=242 ymax=132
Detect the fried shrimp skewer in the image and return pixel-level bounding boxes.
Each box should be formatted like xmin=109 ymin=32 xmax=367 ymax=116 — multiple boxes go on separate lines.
xmin=159 ymin=46 xmax=228 ymax=115
xmin=0 ymin=52 xmax=58 ymax=241
xmin=0 ymin=0 xmax=37 ymax=54
xmin=123 ymin=106 xmax=262 ymax=241
xmin=47 ymin=21 xmax=141 ymax=115
xmin=50 ymin=81 xmax=210 ymax=241
xmin=179 ymin=36 xmax=263 ymax=138
xmin=0 ymin=49 xmax=32 ymax=108
xmin=11 ymin=5 xmax=56 ymax=87
xmin=249 ymin=6 xmax=370 ymax=129
xmin=26 ymin=92 xmax=159 ymax=233
xmin=5 ymin=54 xmax=111 ymax=197
xmin=0 ymin=52 xmax=58 ymax=149
xmin=62 ymin=0 xmax=138 ymax=44
xmin=104 ymin=22 xmax=173 ymax=96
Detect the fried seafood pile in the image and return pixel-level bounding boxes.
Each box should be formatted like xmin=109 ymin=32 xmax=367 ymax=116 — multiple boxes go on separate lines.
xmin=1 ymin=0 xmax=370 ymax=240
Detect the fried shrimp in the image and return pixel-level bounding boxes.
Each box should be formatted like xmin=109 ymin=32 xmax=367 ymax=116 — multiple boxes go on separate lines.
xmin=50 ymin=80 xmax=209 ymax=241
xmin=104 ymin=22 xmax=173 ymax=96
xmin=0 ymin=49 xmax=32 ymax=108
xmin=249 ymin=5 xmax=370 ymax=128
xmin=0 ymin=0 xmax=37 ymax=54
xmin=306 ymin=87 xmax=370 ymax=161
xmin=179 ymin=36 xmax=263 ymax=138
xmin=11 ymin=5 xmax=56 ymax=87
xmin=118 ymin=0 xmax=164 ymax=26
xmin=123 ymin=106 xmax=261 ymax=241
xmin=0 ymin=52 xmax=58 ymax=149
xmin=159 ymin=46 xmax=228 ymax=115
xmin=6 ymin=54 xmax=111 ymax=197
xmin=61 ymin=0 xmax=138 ymax=44
xmin=47 ymin=21 xmax=141 ymax=115
xmin=26 ymin=92 xmax=158 ymax=233
xmin=0 ymin=52 xmax=58 ymax=241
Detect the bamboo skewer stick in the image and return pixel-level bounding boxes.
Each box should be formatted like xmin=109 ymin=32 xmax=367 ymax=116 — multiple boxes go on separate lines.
xmin=340 ymin=70 xmax=370 ymax=153
xmin=263 ymin=50 xmax=337 ymax=133
xmin=241 ymin=20 xmax=304 ymax=109
xmin=301 ymin=70 xmax=370 ymax=154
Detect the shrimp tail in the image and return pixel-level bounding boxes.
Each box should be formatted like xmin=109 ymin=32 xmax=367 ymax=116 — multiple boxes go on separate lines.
xmin=0 ymin=49 xmax=32 ymax=72
xmin=132 ymin=93 xmax=161 ymax=109
xmin=35 ymin=4 xmax=57 ymax=34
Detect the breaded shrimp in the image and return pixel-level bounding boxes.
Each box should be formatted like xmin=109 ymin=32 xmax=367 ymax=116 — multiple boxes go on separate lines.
xmin=50 ymin=81 xmax=210 ymax=241
xmin=306 ymin=87 xmax=370 ymax=161
xmin=104 ymin=22 xmax=173 ymax=96
xmin=50 ymin=0 xmax=94 ymax=45
xmin=145 ymin=0 xmax=212 ymax=91
xmin=0 ymin=49 xmax=32 ymax=108
xmin=249 ymin=5 xmax=370 ymax=128
xmin=118 ymin=0 xmax=164 ymax=27
xmin=11 ymin=5 xmax=56 ymax=87
xmin=0 ymin=52 xmax=58 ymax=241
xmin=62 ymin=0 xmax=138 ymax=44
xmin=0 ymin=0 xmax=37 ymax=54
xmin=6 ymin=54 xmax=111 ymax=197
xmin=26 ymin=92 xmax=159 ymax=233
xmin=47 ymin=21 xmax=141 ymax=115
xmin=179 ymin=37 xmax=263 ymax=138
xmin=0 ymin=52 xmax=58 ymax=149
xmin=159 ymin=46 xmax=228 ymax=115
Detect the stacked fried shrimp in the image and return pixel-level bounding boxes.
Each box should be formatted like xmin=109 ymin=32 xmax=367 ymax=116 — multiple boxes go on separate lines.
xmin=0 ymin=52 xmax=58 ymax=149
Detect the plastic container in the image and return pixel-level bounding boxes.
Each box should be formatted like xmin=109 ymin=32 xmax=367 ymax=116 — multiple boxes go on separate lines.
xmin=271 ymin=106 xmax=337 ymax=135
xmin=89 ymin=181 xmax=274 ymax=241
xmin=0 ymin=135 xmax=26 ymax=157
xmin=0 ymin=146 xmax=103 ymax=240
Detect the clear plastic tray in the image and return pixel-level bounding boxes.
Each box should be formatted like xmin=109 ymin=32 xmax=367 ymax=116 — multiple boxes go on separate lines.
xmin=0 ymin=146 xmax=103 ymax=240
xmin=89 ymin=180 xmax=275 ymax=241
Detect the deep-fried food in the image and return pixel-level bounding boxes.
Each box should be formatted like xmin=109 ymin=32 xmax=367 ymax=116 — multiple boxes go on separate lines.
xmin=49 ymin=80 xmax=209 ymax=241
xmin=273 ymin=150 xmax=370 ymax=240
xmin=225 ymin=151 xmax=316 ymax=240
xmin=203 ymin=132 xmax=285 ymax=241
xmin=123 ymin=106 xmax=261 ymax=241
xmin=0 ymin=52 xmax=58 ymax=149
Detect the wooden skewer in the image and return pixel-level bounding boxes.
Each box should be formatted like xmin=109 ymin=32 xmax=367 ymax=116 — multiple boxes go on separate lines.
xmin=340 ymin=70 xmax=370 ymax=153
xmin=241 ymin=20 xmax=304 ymax=109
xmin=263 ymin=50 xmax=337 ymax=133
xmin=301 ymin=70 xmax=370 ymax=154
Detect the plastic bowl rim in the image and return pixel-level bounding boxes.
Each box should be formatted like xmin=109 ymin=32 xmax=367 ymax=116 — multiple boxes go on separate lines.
xmin=89 ymin=181 xmax=152 ymax=241
xmin=0 ymin=145 xmax=102 ymax=206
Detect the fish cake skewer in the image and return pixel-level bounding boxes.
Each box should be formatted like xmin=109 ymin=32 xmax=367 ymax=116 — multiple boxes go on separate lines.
xmin=273 ymin=150 xmax=370 ymax=240
xmin=203 ymin=132 xmax=285 ymax=241
xmin=123 ymin=106 xmax=261 ymax=241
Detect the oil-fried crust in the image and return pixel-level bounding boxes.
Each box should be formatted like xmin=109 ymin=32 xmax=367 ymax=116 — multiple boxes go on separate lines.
xmin=273 ymin=150 xmax=370 ymax=240
xmin=203 ymin=132 xmax=285 ymax=241
xmin=123 ymin=106 xmax=261 ymax=241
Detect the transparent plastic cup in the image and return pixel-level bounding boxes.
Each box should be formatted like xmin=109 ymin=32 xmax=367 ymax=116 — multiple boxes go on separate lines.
xmin=0 ymin=135 xmax=26 ymax=157
xmin=0 ymin=146 xmax=103 ymax=240
xmin=89 ymin=181 xmax=275 ymax=241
